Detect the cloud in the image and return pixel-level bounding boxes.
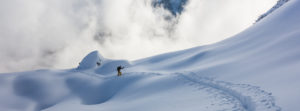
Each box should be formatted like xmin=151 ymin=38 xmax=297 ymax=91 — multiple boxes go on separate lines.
xmin=0 ymin=0 xmax=276 ymax=72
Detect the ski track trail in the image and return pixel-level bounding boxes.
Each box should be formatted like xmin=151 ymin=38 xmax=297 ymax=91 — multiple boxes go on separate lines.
xmin=77 ymin=70 xmax=281 ymax=111
xmin=175 ymin=72 xmax=281 ymax=111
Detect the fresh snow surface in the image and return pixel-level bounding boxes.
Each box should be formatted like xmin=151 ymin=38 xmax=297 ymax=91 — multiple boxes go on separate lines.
xmin=1 ymin=0 xmax=300 ymax=111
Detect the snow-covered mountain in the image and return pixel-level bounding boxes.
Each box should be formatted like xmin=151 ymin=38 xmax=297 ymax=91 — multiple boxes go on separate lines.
xmin=1 ymin=0 xmax=300 ymax=111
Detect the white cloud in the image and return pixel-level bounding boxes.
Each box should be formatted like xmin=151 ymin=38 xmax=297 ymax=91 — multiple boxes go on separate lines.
xmin=0 ymin=0 xmax=277 ymax=72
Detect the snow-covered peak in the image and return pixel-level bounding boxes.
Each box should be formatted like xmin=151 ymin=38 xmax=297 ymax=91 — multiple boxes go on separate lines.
xmin=77 ymin=51 xmax=104 ymax=70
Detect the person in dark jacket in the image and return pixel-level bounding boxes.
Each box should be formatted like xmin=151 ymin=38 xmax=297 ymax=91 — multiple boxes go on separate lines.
xmin=117 ymin=66 xmax=124 ymax=76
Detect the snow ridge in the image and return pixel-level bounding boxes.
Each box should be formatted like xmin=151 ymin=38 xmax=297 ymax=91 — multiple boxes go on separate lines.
xmin=256 ymin=0 xmax=290 ymax=22
xmin=176 ymin=72 xmax=281 ymax=111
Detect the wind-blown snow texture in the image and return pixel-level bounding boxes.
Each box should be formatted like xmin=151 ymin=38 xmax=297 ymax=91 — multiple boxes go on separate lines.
xmin=1 ymin=0 xmax=300 ymax=111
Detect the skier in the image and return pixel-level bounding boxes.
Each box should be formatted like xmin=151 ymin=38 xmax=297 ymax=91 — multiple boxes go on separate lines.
xmin=117 ymin=65 xmax=125 ymax=76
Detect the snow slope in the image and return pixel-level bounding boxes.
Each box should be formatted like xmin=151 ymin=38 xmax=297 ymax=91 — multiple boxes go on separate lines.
xmin=1 ymin=0 xmax=300 ymax=111
xmin=256 ymin=0 xmax=290 ymax=22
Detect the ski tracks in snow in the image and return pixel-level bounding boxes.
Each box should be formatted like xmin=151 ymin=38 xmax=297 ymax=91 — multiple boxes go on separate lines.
xmin=175 ymin=72 xmax=281 ymax=111
xmin=77 ymin=70 xmax=281 ymax=111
